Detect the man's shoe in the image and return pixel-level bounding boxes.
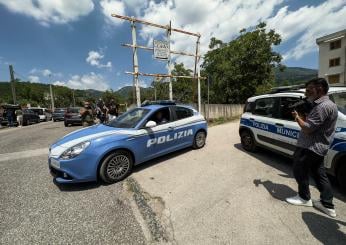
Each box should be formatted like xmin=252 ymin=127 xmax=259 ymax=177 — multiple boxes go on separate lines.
xmin=286 ymin=195 xmax=313 ymax=207
xmin=313 ymin=200 xmax=336 ymax=218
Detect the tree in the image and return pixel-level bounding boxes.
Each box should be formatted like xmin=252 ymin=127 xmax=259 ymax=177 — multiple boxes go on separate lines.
xmin=202 ymin=22 xmax=283 ymax=104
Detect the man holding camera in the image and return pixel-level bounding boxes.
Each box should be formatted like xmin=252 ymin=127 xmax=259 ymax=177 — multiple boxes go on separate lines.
xmin=286 ymin=78 xmax=338 ymax=218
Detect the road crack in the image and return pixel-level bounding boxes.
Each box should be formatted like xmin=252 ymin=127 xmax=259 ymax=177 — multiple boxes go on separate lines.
xmin=125 ymin=177 xmax=176 ymax=244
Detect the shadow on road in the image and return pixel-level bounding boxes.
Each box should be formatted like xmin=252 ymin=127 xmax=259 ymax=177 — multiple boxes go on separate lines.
xmin=133 ymin=148 xmax=192 ymax=173
xmin=253 ymin=179 xmax=296 ymax=202
xmin=302 ymin=212 xmax=346 ymax=244
xmin=54 ymin=179 xmax=101 ymax=192
xmin=233 ymin=143 xmax=346 ymax=202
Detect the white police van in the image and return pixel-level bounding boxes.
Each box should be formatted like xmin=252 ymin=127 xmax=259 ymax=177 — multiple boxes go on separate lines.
xmin=239 ymin=86 xmax=346 ymax=191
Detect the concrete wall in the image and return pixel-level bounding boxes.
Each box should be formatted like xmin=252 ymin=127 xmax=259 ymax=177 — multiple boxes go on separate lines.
xmin=189 ymin=104 xmax=244 ymax=119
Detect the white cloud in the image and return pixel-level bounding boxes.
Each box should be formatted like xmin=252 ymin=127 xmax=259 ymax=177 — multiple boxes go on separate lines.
xmin=138 ymin=0 xmax=284 ymax=69
xmin=267 ymin=0 xmax=346 ymax=60
xmin=30 ymin=68 xmax=63 ymax=77
xmin=55 ymin=72 xmax=110 ymax=91
xmin=100 ymin=0 xmax=125 ymax=26
xmin=86 ymin=50 xmax=112 ymax=69
xmin=134 ymin=0 xmax=346 ymax=67
xmin=28 ymin=75 xmax=41 ymax=83
xmin=0 ymin=0 xmax=94 ymax=26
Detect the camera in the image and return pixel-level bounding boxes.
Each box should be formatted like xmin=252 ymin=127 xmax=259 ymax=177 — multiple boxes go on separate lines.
xmin=288 ymin=98 xmax=314 ymax=116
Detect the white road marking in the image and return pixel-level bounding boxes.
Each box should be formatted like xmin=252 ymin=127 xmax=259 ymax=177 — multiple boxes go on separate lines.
xmin=0 ymin=148 xmax=48 ymax=162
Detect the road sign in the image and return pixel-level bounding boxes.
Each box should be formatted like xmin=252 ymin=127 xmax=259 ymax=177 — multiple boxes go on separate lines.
xmin=153 ymin=40 xmax=169 ymax=60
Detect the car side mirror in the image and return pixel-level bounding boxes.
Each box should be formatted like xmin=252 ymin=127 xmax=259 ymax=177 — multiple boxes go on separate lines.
xmin=145 ymin=120 xmax=157 ymax=128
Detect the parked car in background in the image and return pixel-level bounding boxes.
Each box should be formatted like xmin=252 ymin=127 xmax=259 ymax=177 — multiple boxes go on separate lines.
xmin=52 ymin=108 xmax=66 ymax=122
xmin=30 ymin=107 xmax=52 ymax=122
xmin=22 ymin=109 xmax=40 ymax=126
xmin=64 ymin=107 xmax=82 ymax=126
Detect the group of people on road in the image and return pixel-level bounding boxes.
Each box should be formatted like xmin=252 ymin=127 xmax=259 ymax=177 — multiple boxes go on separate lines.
xmin=80 ymin=98 xmax=120 ymax=127
xmin=0 ymin=106 xmax=24 ymax=128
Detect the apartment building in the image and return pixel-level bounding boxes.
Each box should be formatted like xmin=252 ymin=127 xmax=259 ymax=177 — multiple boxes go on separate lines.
xmin=316 ymin=29 xmax=346 ymax=85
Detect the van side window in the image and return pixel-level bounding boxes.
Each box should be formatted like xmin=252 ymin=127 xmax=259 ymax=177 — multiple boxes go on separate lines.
xmin=253 ymin=98 xmax=279 ymax=118
xmin=279 ymin=97 xmax=301 ymax=121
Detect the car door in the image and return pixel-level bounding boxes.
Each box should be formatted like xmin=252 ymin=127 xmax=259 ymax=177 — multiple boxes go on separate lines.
xmin=138 ymin=107 xmax=177 ymax=160
xmin=273 ymin=96 xmax=302 ymax=155
xmin=250 ymin=97 xmax=283 ymax=151
xmin=170 ymin=106 xmax=195 ymax=149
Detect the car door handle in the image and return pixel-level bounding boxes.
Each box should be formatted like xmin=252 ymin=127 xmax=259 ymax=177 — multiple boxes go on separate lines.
xmin=249 ymin=118 xmax=255 ymax=121
xmin=168 ymin=126 xmax=175 ymax=131
xmin=275 ymin=123 xmax=284 ymax=127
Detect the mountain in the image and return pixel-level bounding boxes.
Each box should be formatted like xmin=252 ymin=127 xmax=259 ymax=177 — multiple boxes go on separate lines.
xmin=274 ymin=67 xmax=318 ymax=86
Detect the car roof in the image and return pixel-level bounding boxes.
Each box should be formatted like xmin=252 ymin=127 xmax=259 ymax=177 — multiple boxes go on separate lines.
xmin=247 ymin=86 xmax=346 ymax=102
xmin=139 ymin=104 xmax=196 ymax=111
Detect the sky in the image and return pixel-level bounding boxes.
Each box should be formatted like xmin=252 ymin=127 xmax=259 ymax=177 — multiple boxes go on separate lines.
xmin=0 ymin=0 xmax=345 ymax=91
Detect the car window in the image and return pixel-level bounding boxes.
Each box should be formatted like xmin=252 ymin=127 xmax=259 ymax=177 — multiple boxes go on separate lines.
xmin=244 ymin=102 xmax=255 ymax=113
xmin=175 ymin=106 xmax=193 ymax=120
xmin=279 ymin=97 xmax=301 ymax=121
xmin=107 ymin=108 xmax=150 ymax=128
xmin=253 ymin=98 xmax=280 ymax=118
xmin=330 ymin=92 xmax=346 ymax=115
xmin=67 ymin=108 xmax=80 ymax=113
xmin=147 ymin=107 xmax=171 ymax=125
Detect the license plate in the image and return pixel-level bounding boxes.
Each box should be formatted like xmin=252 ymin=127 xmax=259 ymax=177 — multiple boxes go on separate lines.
xmin=50 ymin=158 xmax=60 ymax=169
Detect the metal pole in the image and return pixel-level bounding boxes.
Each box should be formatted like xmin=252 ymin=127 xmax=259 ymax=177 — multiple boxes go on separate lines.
xmin=167 ymin=21 xmax=172 ymax=101
xmin=131 ymin=18 xmax=141 ymax=107
xmin=9 ymin=65 xmax=16 ymax=104
xmin=50 ymin=84 xmax=55 ymax=111
xmin=72 ymin=90 xmax=76 ymax=107
xmin=194 ymin=36 xmax=200 ymax=111
xmin=207 ymin=76 xmax=210 ymax=120
xmin=198 ymin=67 xmax=201 ymax=113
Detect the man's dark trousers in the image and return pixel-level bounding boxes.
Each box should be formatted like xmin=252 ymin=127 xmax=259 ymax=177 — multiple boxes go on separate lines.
xmin=293 ymin=147 xmax=334 ymax=208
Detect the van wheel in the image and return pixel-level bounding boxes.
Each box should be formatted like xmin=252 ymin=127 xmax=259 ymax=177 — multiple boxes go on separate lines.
xmin=337 ymin=163 xmax=346 ymax=193
xmin=193 ymin=131 xmax=206 ymax=149
xmin=99 ymin=150 xmax=133 ymax=183
xmin=240 ymin=130 xmax=257 ymax=152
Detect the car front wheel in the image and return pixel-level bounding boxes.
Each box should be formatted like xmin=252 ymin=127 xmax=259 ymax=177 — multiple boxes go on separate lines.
xmin=193 ymin=130 xmax=206 ymax=149
xmin=99 ymin=150 xmax=133 ymax=183
xmin=240 ymin=130 xmax=257 ymax=152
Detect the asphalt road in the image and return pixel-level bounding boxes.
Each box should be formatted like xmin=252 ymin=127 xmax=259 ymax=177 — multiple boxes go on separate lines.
xmin=0 ymin=122 xmax=146 ymax=244
xmin=1 ymin=121 xmax=345 ymax=244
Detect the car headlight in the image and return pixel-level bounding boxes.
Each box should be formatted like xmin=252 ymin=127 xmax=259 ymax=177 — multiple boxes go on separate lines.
xmin=60 ymin=141 xmax=91 ymax=160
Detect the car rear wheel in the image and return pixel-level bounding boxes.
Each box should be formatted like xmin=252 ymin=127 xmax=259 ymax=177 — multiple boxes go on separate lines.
xmin=337 ymin=162 xmax=346 ymax=193
xmin=193 ymin=130 xmax=206 ymax=149
xmin=100 ymin=150 xmax=133 ymax=183
xmin=240 ymin=130 xmax=257 ymax=152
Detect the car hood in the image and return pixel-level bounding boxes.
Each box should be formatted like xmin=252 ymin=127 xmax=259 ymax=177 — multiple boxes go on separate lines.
xmin=50 ymin=124 xmax=136 ymax=157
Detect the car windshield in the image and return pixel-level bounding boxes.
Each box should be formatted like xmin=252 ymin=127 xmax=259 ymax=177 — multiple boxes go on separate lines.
xmin=331 ymin=92 xmax=346 ymax=115
xmin=67 ymin=108 xmax=80 ymax=113
xmin=31 ymin=109 xmax=43 ymax=115
xmin=106 ymin=108 xmax=150 ymax=128
xmin=54 ymin=108 xmax=65 ymax=113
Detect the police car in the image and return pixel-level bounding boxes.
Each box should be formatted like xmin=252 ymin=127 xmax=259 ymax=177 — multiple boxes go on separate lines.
xmin=239 ymin=86 xmax=346 ymax=191
xmin=49 ymin=103 xmax=207 ymax=184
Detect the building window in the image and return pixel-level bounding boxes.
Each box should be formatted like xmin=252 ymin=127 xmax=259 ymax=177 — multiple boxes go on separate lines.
xmin=329 ymin=58 xmax=340 ymax=67
xmin=330 ymin=39 xmax=341 ymax=50
xmin=328 ymin=74 xmax=340 ymax=84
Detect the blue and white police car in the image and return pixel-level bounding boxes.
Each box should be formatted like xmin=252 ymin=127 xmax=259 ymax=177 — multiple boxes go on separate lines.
xmin=239 ymin=86 xmax=346 ymax=191
xmin=49 ymin=103 xmax=207 ymax=184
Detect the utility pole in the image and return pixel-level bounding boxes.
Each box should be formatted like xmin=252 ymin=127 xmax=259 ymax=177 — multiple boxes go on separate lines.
xmin=49 ymin=84 xmax=55 ymax=111
xmin=72 ymin=90 xmax=76 ymax=107
xmin=167 ymin=21 xmax=173 ymax=101
xmin=9 ymin=65 xmax=16 ymax=104
xmin=131 ymin=18 xmax=141 ymax=107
